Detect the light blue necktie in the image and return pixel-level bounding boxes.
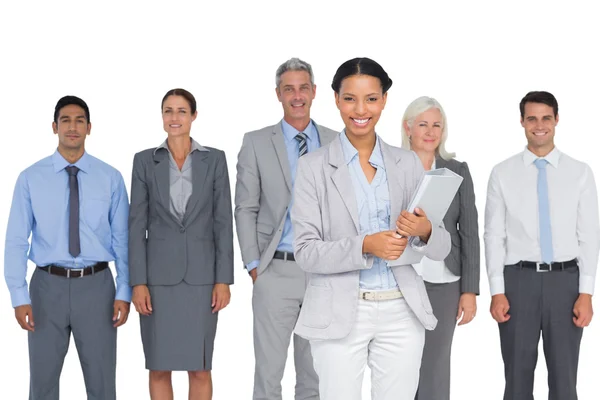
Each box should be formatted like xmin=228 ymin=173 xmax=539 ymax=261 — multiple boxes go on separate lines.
xmin=534 ymin=159 xmax=554 ymax=263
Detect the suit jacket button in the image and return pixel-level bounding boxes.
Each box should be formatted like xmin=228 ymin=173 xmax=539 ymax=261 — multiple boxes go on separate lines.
xmin=180 ymin=228 xmax=185 ymax=233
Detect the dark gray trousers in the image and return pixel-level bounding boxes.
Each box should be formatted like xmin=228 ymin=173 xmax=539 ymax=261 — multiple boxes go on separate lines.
xmin=500 ymin=264 xmax=583 ymax=400
xmin=28 ymin=267 xmax=117 ymax=400
xmin=416 ymin=280 xmax=461 ymax=400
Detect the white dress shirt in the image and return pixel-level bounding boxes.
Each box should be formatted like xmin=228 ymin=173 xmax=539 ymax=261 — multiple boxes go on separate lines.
xmin=413 ymin=160 xmax=461 ymax=284
xmin=484 ymin=147 xmax=599 ymax=295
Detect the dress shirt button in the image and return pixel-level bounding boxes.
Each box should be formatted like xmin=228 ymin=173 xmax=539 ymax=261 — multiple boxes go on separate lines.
xmin=180 ymin=228 xmax=185 ymax=233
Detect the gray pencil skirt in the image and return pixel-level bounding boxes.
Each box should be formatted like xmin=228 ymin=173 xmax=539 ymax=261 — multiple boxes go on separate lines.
xmin=140 ymin=282 xmax=217 ymax=371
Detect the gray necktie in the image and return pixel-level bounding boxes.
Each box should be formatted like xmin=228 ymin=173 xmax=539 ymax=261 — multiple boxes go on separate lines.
xmin=66 ymin=166 xmax=80 ymax=257
xmin=295 ymin=132 xmax=308 ymax=157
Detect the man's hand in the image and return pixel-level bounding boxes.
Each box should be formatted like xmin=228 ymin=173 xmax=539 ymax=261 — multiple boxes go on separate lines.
xmin=113 ymin=300 xmax=131 ymax=328
xmin=363 ymin=231 xmax=408 ymax=260
xmin=212 ymin=283 xmax=231 ymax=314
xmin=457 ymin=293 xmax=477 ymax=326
xmin=490 ymin=294 xmax=511 ymax=323
xmin=15 ymin=304 xmax=35 ymax=332
xmin=573 ymin=293 xmax=593 ymax=328
xmin=132 ymin=285 xmax=153 ymax=316
xmin=249 ymin=268 xmax=257 ymax=284
xmin=396 ymin=208 xmax=432 ymax=242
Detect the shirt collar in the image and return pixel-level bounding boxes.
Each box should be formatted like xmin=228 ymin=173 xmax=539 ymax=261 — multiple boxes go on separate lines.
xmin=52 ymin=150 xmax=91 ymax=173
xmin=339 ymin=130 xmax=385 ymax=169
xmin=281 ymin=119 xmax=318 ymax=143
xmin=522 ymin=146 xmax=561 ymax=168
xmin=153 ymin=137 xmax=209 ymax=155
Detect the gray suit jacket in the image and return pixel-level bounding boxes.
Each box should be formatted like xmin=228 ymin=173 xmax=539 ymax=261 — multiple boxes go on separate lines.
xmin=234 ymin=120 xmax=337 ymax=275
xmin=291 ymin=135 xmax=451 ymax=340
xmin=128 ymin=147 xmax=234 ymax=286
xmin=436 ymin=157 xmax=480 ymax=294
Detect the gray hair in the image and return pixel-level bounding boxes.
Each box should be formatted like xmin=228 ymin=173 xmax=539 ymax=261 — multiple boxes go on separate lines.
xmin=401 ymin=96 xmax=455 ymax=160
xmin=275 ymin=58 xmax=315 ymax=88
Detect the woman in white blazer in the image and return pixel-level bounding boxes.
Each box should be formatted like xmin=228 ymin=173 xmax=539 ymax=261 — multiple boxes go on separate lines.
xmin=290 ymin=58 xmax=451 ymax=400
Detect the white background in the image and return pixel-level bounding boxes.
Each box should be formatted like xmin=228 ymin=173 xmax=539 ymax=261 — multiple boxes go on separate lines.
xmin=1 ymin=1 xmax=599 ymax=399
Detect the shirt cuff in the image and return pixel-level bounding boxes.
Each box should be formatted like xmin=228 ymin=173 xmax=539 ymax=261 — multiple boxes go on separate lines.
xmin=489 ymin=276 xmax=505 ymax=296
xmin=579 ymin=275 xmax=595 ymax=295
xmin=409 ymin=236 xmax=427 ymax=252
xmin=245 ymin=260 xmax=260 ymax=272
xmin=10 ymin=287 xmax=31 ymax=308
xmin=115 ymin=285 xmax=132 ymax=303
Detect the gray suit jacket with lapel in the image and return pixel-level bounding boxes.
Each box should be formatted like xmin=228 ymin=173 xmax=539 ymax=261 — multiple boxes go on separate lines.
xmin=128 ymin=146 xmax=234 ymax=286
xmin=291 ymin=135 xmax=451 ymax=340
xmin=436 ymin=157 xmax=480 ymax=294
xmin=234 ymin=120 xmax=337 ymax=275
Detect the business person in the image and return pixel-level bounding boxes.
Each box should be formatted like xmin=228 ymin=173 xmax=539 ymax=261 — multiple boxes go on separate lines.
xmin=234 ymin=57 xmax=337 ymax=400
xmin=129 ymin=88 xmax=233 ymax=400
xmin=291 ymin=57 xmax=451 ymax=400
xmin=485 ymin=91 xmax=598 ymax=400
xmin=401 ymin=96 xmax=480 ymax=400
xmin=4 ymin=96 xmax=131 ymax=400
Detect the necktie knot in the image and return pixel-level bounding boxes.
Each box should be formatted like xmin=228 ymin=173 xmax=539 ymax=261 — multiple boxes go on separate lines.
xmin=66 ymin=166 xmax=80 ymax=176
xmin=295 ymin=132 xmax=308 ymax=157
xmin=295 ymin=132 xmax=307 ymax=142
xmin=534 ymin=159 xmax=548 ymax=170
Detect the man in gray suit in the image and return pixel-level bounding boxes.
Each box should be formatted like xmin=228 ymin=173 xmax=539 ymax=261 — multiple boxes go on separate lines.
xmin=234 ymin=58 xmax=337 ymax=400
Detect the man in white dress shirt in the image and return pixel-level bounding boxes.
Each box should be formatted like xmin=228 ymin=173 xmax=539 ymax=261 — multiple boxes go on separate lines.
xmin=484 ymin=91 xmax=598 ymax=400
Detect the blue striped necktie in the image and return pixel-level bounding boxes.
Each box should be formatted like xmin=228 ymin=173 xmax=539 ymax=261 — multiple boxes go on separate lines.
xmin=295 ymin=132 xmax=308 ymax=157
xmin=534 ymin=158 xmax=554 ymax=263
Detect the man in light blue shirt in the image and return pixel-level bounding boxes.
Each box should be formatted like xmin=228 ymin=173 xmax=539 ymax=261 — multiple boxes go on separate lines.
xmin=234 ymin=58 xmax=338 ymax=400
xmin=4 ymin=95 xmax=131 ymax=400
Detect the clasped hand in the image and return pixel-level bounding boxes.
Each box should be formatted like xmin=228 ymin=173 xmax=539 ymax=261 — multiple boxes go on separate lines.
xmin=395 ymin=208 xmax=432 ymax=241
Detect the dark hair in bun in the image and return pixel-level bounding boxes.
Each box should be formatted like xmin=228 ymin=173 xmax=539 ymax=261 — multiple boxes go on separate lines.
xmin=331 ymin=57 xmax=393 ymax=94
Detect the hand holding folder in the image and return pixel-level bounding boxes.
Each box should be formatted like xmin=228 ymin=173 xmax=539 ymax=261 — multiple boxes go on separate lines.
xmin=387 ymin=167 xmax=463 ymax=266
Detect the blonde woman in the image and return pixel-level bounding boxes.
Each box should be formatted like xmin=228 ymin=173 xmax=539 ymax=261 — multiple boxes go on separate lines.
xmin=401 ymin=96 xmax=480 ymax=400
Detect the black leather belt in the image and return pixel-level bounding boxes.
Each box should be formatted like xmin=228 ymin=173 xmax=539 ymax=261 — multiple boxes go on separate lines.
xmin=38 ymin=262 xmax=109 ymax=278
xmin=273 ymin=251 xmax=295 ymax=262
xmin=507 ymin=259 xmax=578 ymax=272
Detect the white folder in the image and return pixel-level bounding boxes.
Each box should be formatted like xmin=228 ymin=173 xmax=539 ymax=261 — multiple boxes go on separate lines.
xmin=387 ymin=167 xmax=463 ymax=266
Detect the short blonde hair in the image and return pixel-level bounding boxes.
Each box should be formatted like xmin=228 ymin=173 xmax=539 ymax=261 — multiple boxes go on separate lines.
xmin=401 ymin=96 xmax=455 ymax=160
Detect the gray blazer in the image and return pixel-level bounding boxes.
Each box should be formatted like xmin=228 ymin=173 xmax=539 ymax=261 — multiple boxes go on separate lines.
xmin=128 ymin=147 xmax=234 ymax=286
xmin=234 ymin=120 xmax=337 ymax=275
xmin=436 ymin=157 xmax=480 ymax=294
xmin=291 ymin=135 xmax=451 ymax=340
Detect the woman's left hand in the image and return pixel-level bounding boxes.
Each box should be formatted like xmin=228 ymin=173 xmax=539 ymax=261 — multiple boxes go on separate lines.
xmin=456 ymin=292 xmax=477 ymax=326
xmin=212 ymin=283 xmax=231 ymax=314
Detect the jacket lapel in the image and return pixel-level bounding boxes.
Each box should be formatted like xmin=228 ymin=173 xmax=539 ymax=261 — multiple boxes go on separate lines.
xmin=328 ymin=136 xmax=360 ymax=233
xmin=316 ymin=123 xmax=337 ymax=145
xmin=153 ymin=149 xmax=173 ymax=218
xmin=380 ymin=140 xmax=405 ymax=230
xmin=182 ymin=150 xmax=210 ymax=222
xmin=271 ymin=122 xmax=293 ymax=193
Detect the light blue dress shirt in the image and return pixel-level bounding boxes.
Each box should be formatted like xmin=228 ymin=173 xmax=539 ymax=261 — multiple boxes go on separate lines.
xmin=4 ymin=150 xmax=131 ymax=307
xmin=340 ymin=131 xmax=399 ymax=290
xmin=246 ymin=119 xmax=320 ymax=271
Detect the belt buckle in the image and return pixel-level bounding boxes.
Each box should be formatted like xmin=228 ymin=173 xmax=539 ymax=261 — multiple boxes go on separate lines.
xmin=67 ymin=268 xmax=85 ymax=278
xmin=536 ymin=262 xmax=550 ymax=272
xmin=361 ymin=291 xmax=370 ymax=300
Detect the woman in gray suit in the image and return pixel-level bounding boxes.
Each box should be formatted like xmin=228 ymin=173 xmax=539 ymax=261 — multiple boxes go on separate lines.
xmin=401 ymin=96 xmax=480 ymax=400
xmin=129 ymin=88 xmax=233 ymax=400
xmin=291 ymin=58 xmax=450 ymax=400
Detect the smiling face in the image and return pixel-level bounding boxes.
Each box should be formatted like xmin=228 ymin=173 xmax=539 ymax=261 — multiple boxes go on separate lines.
xmin=405 ymin=107 xmax=443 ymax=154
xmin=276 ymin=70 xmax=316 ymax=126
xmin=521 ymin=102 xmax=558 ymax=156
xmin=335 ymin=74 xmax=387 ymax=139
xmin=162 ymin=95 xmax=197 ymax=137
xmin=53 ymin=104 xmax=91 ymax=152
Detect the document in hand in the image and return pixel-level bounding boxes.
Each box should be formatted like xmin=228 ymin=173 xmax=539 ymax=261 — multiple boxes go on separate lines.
xmin=387 ymin=167 xmax=463 ymax=266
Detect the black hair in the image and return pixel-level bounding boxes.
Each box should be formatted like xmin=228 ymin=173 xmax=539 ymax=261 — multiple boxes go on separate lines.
xmin=331 ymin=57 xmax=393 ymax=94
xmin=54 ymin=96 xmax=90 ymax=124
xmin=519 ymin=91 xmax=558 ymax=118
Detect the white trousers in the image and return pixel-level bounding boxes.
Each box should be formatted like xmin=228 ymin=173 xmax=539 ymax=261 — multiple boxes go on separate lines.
xmin=310 ymin=297 xmax=425 ymax=400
